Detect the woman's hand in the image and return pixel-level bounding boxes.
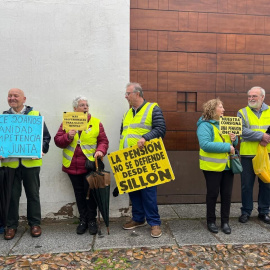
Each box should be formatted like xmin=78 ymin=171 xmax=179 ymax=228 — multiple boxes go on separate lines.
xmin=229 ymin=133 xmax=237 ymax=142
xmin=230 ymin=145 xmax=235 ymax=155
xmin=94 ymin=151 xmax=104 ymax=158
xmin=68 ymin=130 xmax=77 ymax=140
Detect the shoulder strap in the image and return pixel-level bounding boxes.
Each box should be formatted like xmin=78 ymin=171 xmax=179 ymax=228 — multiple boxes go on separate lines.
xmin=210 ymin=123 xmax=225 ymax=142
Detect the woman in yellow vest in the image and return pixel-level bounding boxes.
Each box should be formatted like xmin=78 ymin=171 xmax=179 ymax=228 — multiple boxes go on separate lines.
xmin=196 ymin=99 xmax=238 ymax=234
xmin=54 ymin=96 xmax=109 ymax=235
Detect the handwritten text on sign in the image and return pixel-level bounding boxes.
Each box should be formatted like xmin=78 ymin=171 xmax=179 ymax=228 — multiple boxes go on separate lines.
xmin=108 ymin=138 xmax=175 ymax=194
xmin=0 ymin=114 xmax=43 ymax=158
xmin=220 ymin=116 xmax=242 ymax=135
xmin=62 ymin=112 xmax=88 ymax=131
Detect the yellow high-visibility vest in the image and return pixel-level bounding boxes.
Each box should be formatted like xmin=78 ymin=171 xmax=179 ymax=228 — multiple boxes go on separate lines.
xmin=63 ymin=117 xmax=100 ymax=168
xmin=2 ymin=111 xmax=42 ymax=168
xmin=119 ymin=102 xmax=157 ymax=150
xmin=199 ymin=124 xmax=231 ymax=171
xmin=239 ymin=106 xmax=270 ymax=155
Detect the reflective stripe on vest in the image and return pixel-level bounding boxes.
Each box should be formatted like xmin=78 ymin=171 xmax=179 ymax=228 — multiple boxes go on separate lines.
xmin=119 ymin=102 xmax=156 ymax=149
xmin=62 ymin=117 xmax=100 ymax=168
xmin=199 ymin=124 xmax=231 ymax=172
xmin=1 ymin=111 xmax=42 ymax=168
xmin=239 ymin=106 xmax=270 ymax=155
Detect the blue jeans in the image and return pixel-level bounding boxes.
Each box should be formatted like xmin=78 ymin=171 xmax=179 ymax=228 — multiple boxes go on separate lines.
xmin=241 ymin=157 xmax=270 ymax=215
xmin=129 ymin=186 xmax=161 ymax=226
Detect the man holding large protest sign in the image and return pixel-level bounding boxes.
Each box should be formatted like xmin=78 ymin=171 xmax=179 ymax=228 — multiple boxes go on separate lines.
xmin=1 ymin=88 xmax=51 ymax=240
xmin=238 ymin=86 xmax=270 ymax=224
xmin=120 ymin=82 xmax=166 ymax=238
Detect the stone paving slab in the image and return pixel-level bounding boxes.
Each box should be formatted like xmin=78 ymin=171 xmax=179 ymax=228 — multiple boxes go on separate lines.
xmin=214 ymin=218 xmax=270 ymax=245
xmin=9 ymin=223 xmax=94 ymax=256
xmin=158 ymin=205 xmax=179 ymax=219
xmin=1 ymin=203 xmax=270 ymax=258
xmin=94 ymin=221 xmax=176 ymax=250
xmin=216 ymin=202 xmax=259 ymax=217
xmin=168 ymin=219 xmax=220 ymax=246
xmin=0 ymin=226 xmax=26 ymax=256
xmin=171 ymin=204 xmax=206 ymax=219
xmin=171 ymin=203 xmax=259 ymax=220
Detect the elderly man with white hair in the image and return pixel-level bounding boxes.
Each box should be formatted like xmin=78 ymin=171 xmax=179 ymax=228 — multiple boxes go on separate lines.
xmin=238 ymin=86 xmax=270 ymax=224
xmin=2 ymin=88 xmax=51 ymax=240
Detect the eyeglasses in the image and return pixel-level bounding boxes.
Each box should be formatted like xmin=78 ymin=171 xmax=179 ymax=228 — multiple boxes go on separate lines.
xmin=78 ymin=103 xmax=89 ymax=107
xmin=248 ymin=95 xmax=259 ymax=99
xmin=125 ymin=91 xmax=135 ymax=96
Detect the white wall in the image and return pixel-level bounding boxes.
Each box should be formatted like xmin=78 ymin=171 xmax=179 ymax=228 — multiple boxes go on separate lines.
xmin=0 ymin=0 xmax=130 ymax=219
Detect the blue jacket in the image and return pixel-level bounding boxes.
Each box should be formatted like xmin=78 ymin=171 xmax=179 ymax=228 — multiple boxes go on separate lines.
xmin=196 ymin=117 xmax=238 ymax=154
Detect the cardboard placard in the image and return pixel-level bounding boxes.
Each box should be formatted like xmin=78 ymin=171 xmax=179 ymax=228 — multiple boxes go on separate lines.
xmin=62 ymin=112 xmax=88 ymax=131
xmin=220 ymin=116 xmax=242 ymax=135
xmin=0 ymin=114 xmax=43 ymax=158
xmin=108 ymin=138 xmax=175 ymax=194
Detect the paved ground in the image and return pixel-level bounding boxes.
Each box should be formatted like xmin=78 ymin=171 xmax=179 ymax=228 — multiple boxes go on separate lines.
xmin=1 ymin=203 xmax=270 ymax=269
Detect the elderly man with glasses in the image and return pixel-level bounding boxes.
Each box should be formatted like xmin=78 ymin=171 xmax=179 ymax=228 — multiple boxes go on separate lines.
xmin=238 ymin=86 xmax=270 ymax=224
xmin=120 ymin=82 xmax=166 ymax=238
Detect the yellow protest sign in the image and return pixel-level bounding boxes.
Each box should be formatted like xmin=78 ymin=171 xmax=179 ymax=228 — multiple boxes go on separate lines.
xmin=108 ymin=138 xmax=175 ymax=194
xmin=62 ymin=112 xmax=88 ymax=131
xmin=220 ymin=116 xmax=242 ymax=135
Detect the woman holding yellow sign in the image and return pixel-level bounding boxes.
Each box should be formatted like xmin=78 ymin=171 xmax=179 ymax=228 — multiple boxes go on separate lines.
xmin=54 ymin=96 xmax=109 ymax=235
xmin=197 ymin=99 xmax=238 ymax=235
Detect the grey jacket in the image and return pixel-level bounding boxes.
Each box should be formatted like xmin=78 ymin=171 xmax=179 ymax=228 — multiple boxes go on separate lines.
xmin=237 ymin=103 xmax=269 ymax=142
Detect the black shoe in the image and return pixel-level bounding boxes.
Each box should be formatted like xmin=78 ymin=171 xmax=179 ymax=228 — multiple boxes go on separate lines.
xmin=238 ymin=214 xmax=249 ymax=223
xmin=221 ymin=223 xmax=231 ymax=234
xmin=258 ymin=214 xmax=270 ymax=224
xmin=89 ymin=221 xmax=98 ymax=235
xmin=207 ymin=223 xmax=218 ymax=233
xmin=76 ymin=221 xmax=88 ymax=234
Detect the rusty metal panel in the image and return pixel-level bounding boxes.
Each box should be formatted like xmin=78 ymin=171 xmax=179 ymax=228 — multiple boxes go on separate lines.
xmin=157 ymin=151 xmax=259 ymax=204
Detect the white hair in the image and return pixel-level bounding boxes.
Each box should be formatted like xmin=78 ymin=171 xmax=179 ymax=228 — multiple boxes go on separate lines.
xmin=248 ymin=86 xmax=266 ymax=97
xmin=72 ymin=95 xmax=88 ymax=108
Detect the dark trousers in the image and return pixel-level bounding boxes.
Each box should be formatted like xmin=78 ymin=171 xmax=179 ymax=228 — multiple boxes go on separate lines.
xmin=241 ymin=157 xmax=270 ymax=215
xmin=203 ymin=170 xmax=234 ymax=224
xmin=129 ymin=186 xmax=161 ymax=226
xmin=68 ymin=173 xmax=97 ymax=223
xmin=7 ymin=165 xmax=41 ymax=229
